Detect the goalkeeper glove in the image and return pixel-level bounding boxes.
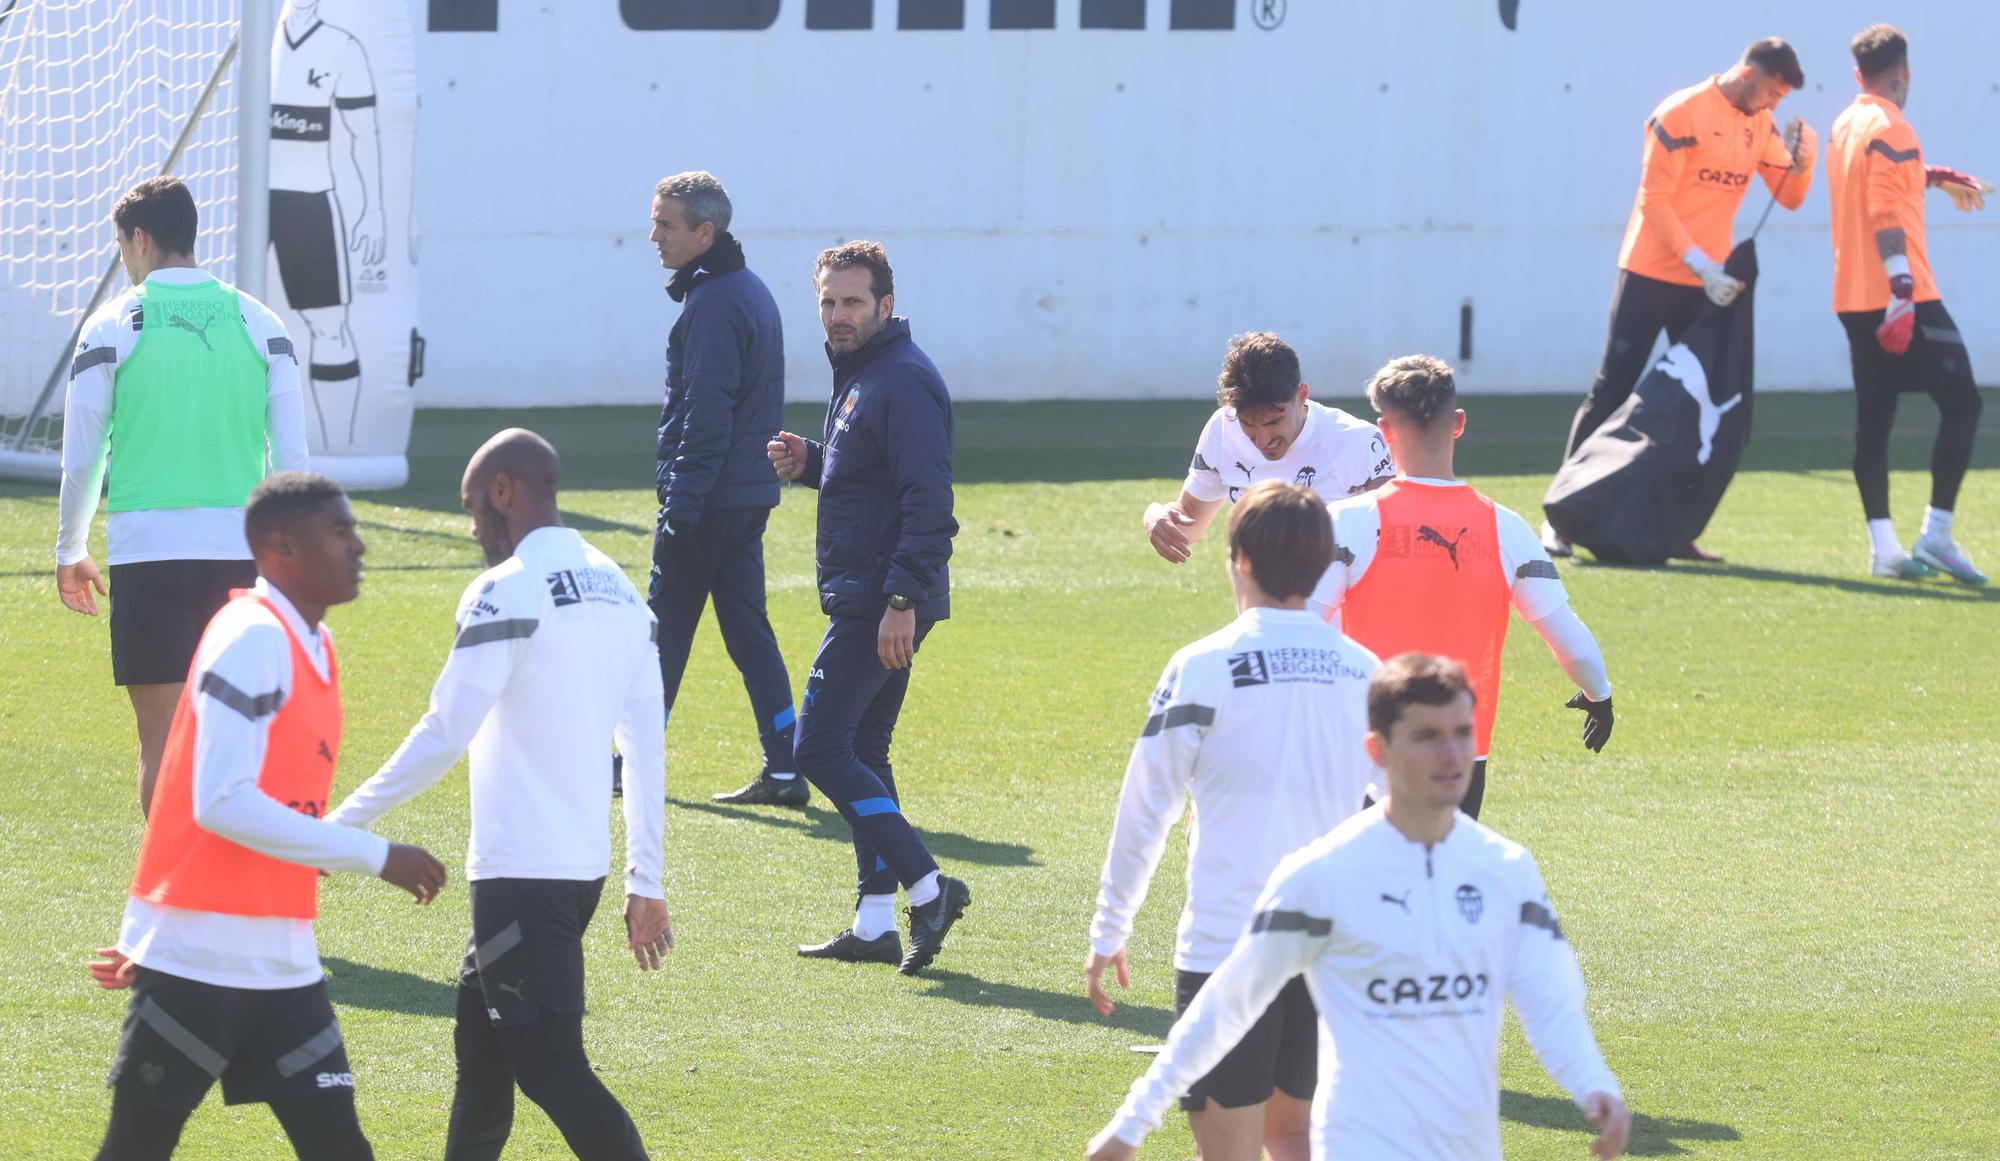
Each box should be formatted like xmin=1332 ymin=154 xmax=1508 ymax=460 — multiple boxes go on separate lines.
xmin=1877 ymin=254 xmax=1915 ymax=356
xmin=1926 ymin=164 xmax=1993 ymax=212
xmin=1683 ymin=248 xmax=1742 ymax=308
xmin=1565 ymin=691 xmax=1615 ymax=753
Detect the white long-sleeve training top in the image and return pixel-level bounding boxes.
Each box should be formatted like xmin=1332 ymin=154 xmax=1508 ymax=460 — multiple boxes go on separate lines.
xmin=1091 ymin=607 xmax=1378 ymax=973
xmin=1108 ymin=806 xmax=1621 ymax=1160
xmin=57 ymin=266 xmax=309 ymax=566
xmin=118 ymin=580 xmax=391 ymax=990
xmin=328 ymin=526 xmax=667 ymax=899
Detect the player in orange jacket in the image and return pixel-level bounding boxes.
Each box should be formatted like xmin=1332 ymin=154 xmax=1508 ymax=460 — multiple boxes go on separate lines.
xmin=1826 ymin=25 xmax=1988 ymax=584
xmin=1545 ymin=37 xmax=1815 ymax=564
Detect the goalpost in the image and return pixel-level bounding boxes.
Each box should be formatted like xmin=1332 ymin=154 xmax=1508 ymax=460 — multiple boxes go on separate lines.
xmin=0 ymin=0 xmax=270 ymax=482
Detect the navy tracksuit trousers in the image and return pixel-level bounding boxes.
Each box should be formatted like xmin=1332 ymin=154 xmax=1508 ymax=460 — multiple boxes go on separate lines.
xmin=794 ymin=615 xmax=939 ymax=898
xmin=648 ymin=506 xmax=797 ymax=773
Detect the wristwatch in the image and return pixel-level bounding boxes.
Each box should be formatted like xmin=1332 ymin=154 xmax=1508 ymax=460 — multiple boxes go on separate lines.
xmin=887 ymin=594 xmax=917 ymax=611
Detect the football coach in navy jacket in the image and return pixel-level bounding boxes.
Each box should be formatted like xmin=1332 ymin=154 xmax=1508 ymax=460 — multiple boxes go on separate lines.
xmin=649 ymin=171 xmax=802 ymax=805
xmin=767 ymin=241 xmax=970 ymax=976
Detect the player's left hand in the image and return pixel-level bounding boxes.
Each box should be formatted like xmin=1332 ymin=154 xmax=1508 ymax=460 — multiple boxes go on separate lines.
xmin=1565 ymin=692 xmax=1614 ymax=753
xmin=57 ymin=556 xmax=107 ymax=616
xmin=1085 ymin=1125 xmax=1139 ymax=1161
xmin=625 ymin=894 xmax=674 ymax=970
xmin=351 ymin=209 xmax=387 ymax=267
xmin=88 ymin=946 xmax=136 ymax=990
xmin=1583 ymin=1091 xmax=1631 ymax=1158
xmin=878 ymin=605 xmax=916 ymax=669
xmin=1783 ymin=117 xmax=1816 ymax=173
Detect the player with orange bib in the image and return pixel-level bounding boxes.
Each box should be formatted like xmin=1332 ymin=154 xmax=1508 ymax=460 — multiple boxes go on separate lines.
xmin=1826 ymin=24 xmax=1989 ymax=585
xmin=1311 ymin=357 xmax=1616 ymax=818
xmin=1544 ymin=37 xmax=1816 ymax=563
xmin=87 ymin=473 xmax=446 ymax=1161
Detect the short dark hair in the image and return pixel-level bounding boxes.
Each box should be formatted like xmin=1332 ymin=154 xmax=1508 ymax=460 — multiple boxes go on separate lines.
xmin=1227 ymin=481 xmax=1334 ymax=600
xmin=1850 ymin=24 xmax=1907 ymax=80
xmin=654 ymin=170 xmax=733 ymax=234
xmin=245 ymin=471 xmax=347 ymax=550
xmin=1365 ymin=354 xmax=1457 ymax=427
xmin=1741 ymin=36 xmax=1804 ymax=89
xmin=1367 ymin=652 xmax=1476 ymax=737
xmin=814 ymin=241 xmax=894 ymax=301
xmin=112 ymin=176 xmax=198 ymax=256
xmin=1217 ymin=332 xmax=1302 ymax=413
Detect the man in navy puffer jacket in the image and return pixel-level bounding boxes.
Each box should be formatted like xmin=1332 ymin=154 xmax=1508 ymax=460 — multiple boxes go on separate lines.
xmin=768 ymin=241 xmax=969 ymax=976
xmin=648 ymin=172 xmax=802 ymax=806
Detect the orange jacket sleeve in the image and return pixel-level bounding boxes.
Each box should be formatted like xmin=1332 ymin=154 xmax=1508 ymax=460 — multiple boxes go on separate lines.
xmin=1635 ymin=108 xmax=1698 ymax=261
xmin=1760 ymin=120 xmax=1815 ymax=208
xmin=1865 ymin=128 xmax=1924 ymax=240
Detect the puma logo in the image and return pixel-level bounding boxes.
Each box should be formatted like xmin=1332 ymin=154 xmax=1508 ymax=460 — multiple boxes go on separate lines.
xmin=1234 ymin=461 xmax=1254 ymax=483
xmin=1380 ymin=890 xmax=1411 ymax=913
xmin=1418 ymin=525 xmax=1468 ymax=570
xmin=316 ymin=739 xmax=334 ymax=764
xmin=1657 ymin=344 xmax=1742 ymax=466
xmin=167 ymin=314 xmax=213 ymax=350
xmin=495 ymin=981 xmax=525 ymax=1001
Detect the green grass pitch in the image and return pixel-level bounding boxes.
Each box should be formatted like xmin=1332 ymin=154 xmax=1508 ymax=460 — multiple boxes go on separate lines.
xmin=1 ymin=392 xmax=1996 ymax=1159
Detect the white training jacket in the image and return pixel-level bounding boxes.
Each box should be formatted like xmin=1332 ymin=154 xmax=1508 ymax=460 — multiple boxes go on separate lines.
xmin=329 ymin=526 xmax=667 ymax=899
xmin=1090 ymin=606 xmax=1378 ymax=973
xmin=1108 ymin=806 xmax=1621 ymax=1160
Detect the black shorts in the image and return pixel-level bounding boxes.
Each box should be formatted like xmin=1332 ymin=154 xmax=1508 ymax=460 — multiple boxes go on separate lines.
xmin=107 ymin=967 xmax=354 ymax=1113
xmin=460 ymin=877 xmax=605 ymax=1026
xmin=108 ymin=559 xmax=259 ymax=686
xmin=270 ymin=188 xmax=350 ymax=311
xmin=1173 ymin=970 xmax=1317 ymax=1111
xmin=1840 ymin=299 xmax=1977 ymax=397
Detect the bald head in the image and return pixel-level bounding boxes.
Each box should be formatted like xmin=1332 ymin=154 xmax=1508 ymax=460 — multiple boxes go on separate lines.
xmin=465 ymin=427 xmax=559 ymax=498
xmin=462 ymin=428 xmax=563 ymax=566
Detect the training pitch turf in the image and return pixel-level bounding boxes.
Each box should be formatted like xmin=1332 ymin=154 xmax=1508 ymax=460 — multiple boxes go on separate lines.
xmin=2 ymin=393 xmax=1996 ymax=1159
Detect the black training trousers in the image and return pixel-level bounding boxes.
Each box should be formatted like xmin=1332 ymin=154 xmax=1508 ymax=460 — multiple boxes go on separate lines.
xmin=1839 ymin=300 xmax=1982 ymax=521
xmin=1564 ymin=269 xmax=1709 ymax=460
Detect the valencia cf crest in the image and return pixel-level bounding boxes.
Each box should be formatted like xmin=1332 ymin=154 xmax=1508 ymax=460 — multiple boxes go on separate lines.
xmin=842 ymin=388 xmax=862 ymax=416
xmin=1456 ymin=884 xmax=1483 ymax=924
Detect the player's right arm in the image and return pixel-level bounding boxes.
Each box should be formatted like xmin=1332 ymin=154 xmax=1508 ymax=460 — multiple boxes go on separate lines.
xmin=54 ymin=307 xmax=126 ymax=613
xmin=1094 ymin=852 xmax=1336 ymax=1152
xmin=1864 ymin=120 xmax=1927 ymax=354
xmin=326 ymin=574 xmax=525 ymax=829
xmin=1143 ymin=489 xmax=1222 ymax=565
xmin=1635 ymin=103 xmax=1699 ymax=266
xmin=617 ymin=609 xmax=674 ymax=968
xmin=1087 ymin=652 xmax=1207 ymax=1014
xmin=1306 ymin=498 xmax=1368 ymax=622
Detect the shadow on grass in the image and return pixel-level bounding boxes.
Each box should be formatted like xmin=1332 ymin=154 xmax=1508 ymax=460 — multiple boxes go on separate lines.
xmin=672 ymin=798 xmax=1040 ymax=868
xmin=322 ymin=956 xmax=456 ymax=1018
xmin=912 ymin=968 xmax=1175 ymax=1038
xmin=1572 ymin=557 xmax=1997 ymax=601
xmin=1501 ymin=1089 xmax=1741 ymax=1156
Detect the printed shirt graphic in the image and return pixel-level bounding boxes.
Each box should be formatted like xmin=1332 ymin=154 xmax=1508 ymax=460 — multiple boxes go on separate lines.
xmin=270 ymin=18 xmax=376 ymax=194
xmin=1183 ymin=400 xmax=1391 ymax=505
xmin=1617 ymin=76 xmax=1810 ymax=286
xmin=1107 ymin=809 xmax=1620 ymax=1159
xmin=1092 ymin=608 xmax=1378 ymax=972
xmin=1828 ymin=94 xmax=1936 ymax=312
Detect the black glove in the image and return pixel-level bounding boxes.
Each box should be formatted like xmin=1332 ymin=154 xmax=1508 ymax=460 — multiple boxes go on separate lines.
xmin=1564 ymin=692 xmax=1614 ymax=753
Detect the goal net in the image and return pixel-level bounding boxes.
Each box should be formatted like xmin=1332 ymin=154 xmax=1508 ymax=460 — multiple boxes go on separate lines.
xmin=0 ymin=0 xmax=245 ymax=481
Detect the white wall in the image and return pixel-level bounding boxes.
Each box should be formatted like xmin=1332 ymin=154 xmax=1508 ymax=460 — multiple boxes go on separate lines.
xmin=414 ymin=0 xmax=2000 ymax=405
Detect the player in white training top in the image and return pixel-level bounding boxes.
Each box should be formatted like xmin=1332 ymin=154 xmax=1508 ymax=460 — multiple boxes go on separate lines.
xmin=327 ymin=430 xmax=666 ymax=1160
xmin=1089 ymin=653 xmax=1631 ymax=1161
xmin=1089 ymin=481 xmax=1377 ymax=1161
xmin=1145 ymin=332 xmax=1393 ymax=564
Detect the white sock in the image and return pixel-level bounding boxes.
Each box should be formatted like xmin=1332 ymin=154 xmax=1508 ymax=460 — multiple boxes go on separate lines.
xmin=907 ymin=871 xmax=941 ymax=908
xmin=1868 ymin=518 xmax=1903 ymax=561
xmin=768 ymin=771 xmax=797 ymax=781
xmin=852 ymin=894 xmax=896 ymax=941
xmin=1921 ymin=506 xmax=1954 ymax=543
